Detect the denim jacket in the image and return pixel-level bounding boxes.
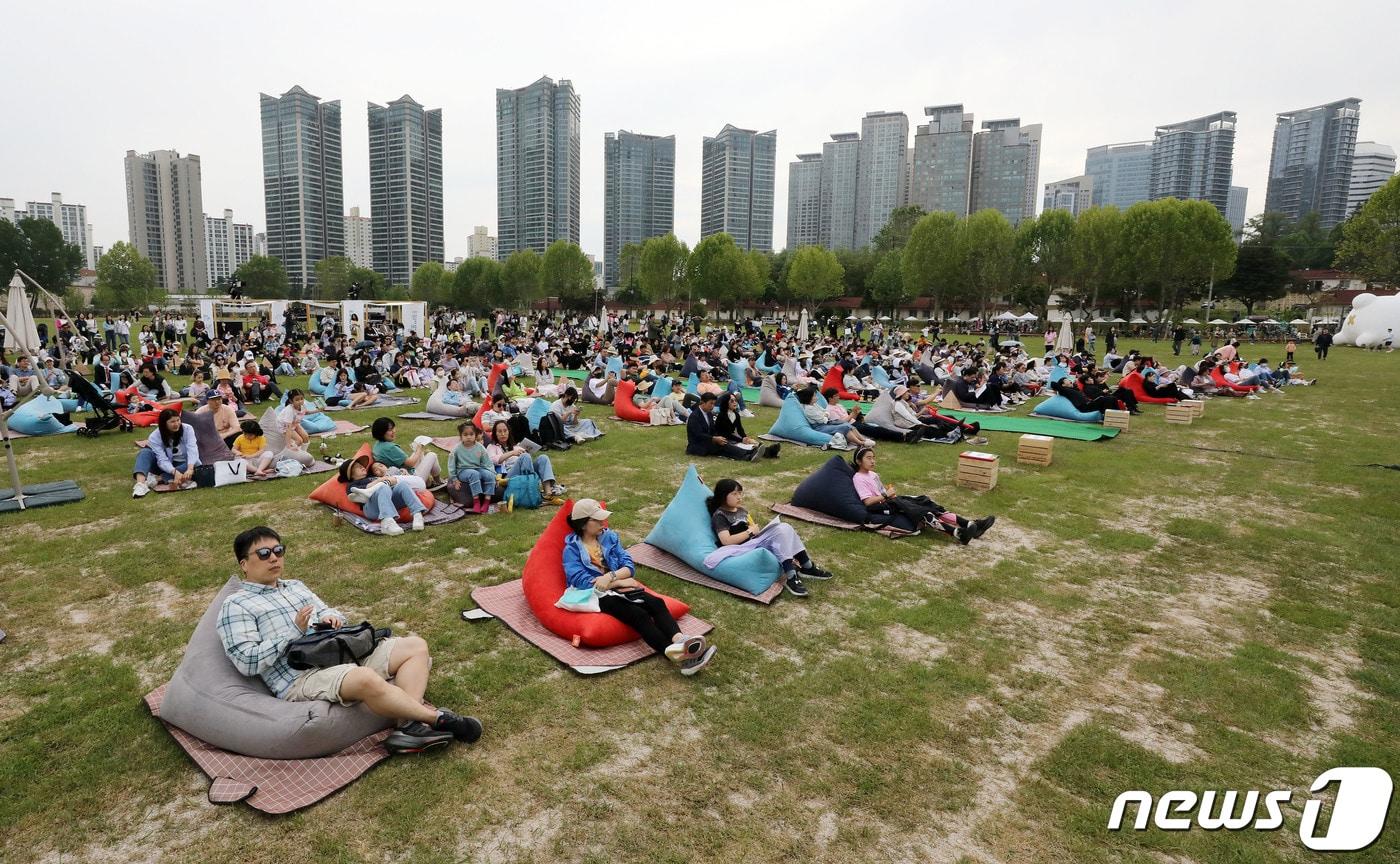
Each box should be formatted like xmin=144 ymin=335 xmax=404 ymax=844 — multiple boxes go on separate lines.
xmin=562 ymin=530 xmax=635 ymax=589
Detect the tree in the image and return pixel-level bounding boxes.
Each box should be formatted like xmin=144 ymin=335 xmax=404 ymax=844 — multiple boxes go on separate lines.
xmin=1278 ymin=211 xmax=1334 ymax=269
xmin=866 ymin=249 xmax=909 ymax=310
xmin=1336 ymin=174 xmax=1400 ymax=285
xmin=955 ymin=209 xmax=1017 ymax=320
xmin=617 ymin=243 xmax=644 ymax=292
xmin=0 ymin=216 xmax=83 ymax=295
xmin=833 ymin=246 xmax=877 ymax=297
xmin=233 ymin=255 xmax=290 ymax=299
xmin=1218 ymin=244 xmax=1292 ymax=314
xmin=313 ymin=256 xmax=352 ymax=300
xmin=500 ymin=250 xmax=541 ymax=309
xmin=93 ymin=242 xmax=161 ymax=309
xmin=872 ymin=205 xmax=927 ymax=253
xmin=540 ymin=240 xmax=595 ymax=309
xmin=786 ymin=246 xmax=845 ymax=308
xmin=1120 ymin=198 xmax=1234 ymax=317
xmin=453 ymin=258 xmax=503 ymax=311
xmin=348 ymin=265 xmax=385 ymax=300
xmin=637 ymin=234 xmax=689 ymax=309
xmin=1018 ymin=209 xmax=1076 ymax=307
xmin=902 ymin=211 xmax=961 ymax=317
xmin=1243 ymin=211 xmax=1290 ymax=247
xmin=744 ymin=250 xmax=771 ymax=307
xmin=410 ymin=261 xmax=449 ymax=304
xmin=686 ymin=233 xmax=750 ymax=311
xmin=1068 ymin=206 xmax=1125 ymax=312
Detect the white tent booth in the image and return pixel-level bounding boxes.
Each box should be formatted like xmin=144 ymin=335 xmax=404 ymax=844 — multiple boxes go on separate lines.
xmin=198 ymin=299 xmax=426 ymax=343
xmin=198 ymin=299 xmax=289 ymax=339
xmin=340 ymin=300 xmax=427 ymax=344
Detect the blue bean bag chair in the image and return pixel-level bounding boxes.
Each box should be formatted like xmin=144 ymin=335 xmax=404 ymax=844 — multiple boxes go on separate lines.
xmin=767 ymin=394 xmax=835 ymax=447
xmin=301 ymin=411 xmax=336 ymax=434
xmin=649 ymin=377 xmax=672 ymax=400
xmin=755 ymin=355 xmax=781 ymax=375
xmin=870 ymin=365 xmax=893 ymax=389
xmin=685 ymin=372 xmax=700 ymax=395
xmin=525 ymin=397 xmax=552 ymax=434
xmin=727 ymin=361 xmax=749 ymax=390
xmin=1048 ymin=363 xmax=1070 ymax=385
xmin=9 ymin=395 xmax=78 ymax=436
xmin=58 ymin=397 xmax=81 ymax=413
xmin=791 ymin=455 xmax=916 ymax=532
xmin=644 ymin=465 xmax=782 ymax=596
xmin=1030 ymin=394 xmax=1102 ymax=423
xmin=307 ymin=366 xmax=331 ymax=395
xmin=605 ymin=356 xmax=623 ymax=377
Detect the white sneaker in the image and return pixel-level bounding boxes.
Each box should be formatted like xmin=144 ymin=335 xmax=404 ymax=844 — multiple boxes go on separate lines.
xmin=740 ymin=409 xmax=755 ymax=418
xmin=411 ymin=512 xmax=425 ymax=532
xmin=132 ymin=481 xmax=150 ymax=498
xmin=380 ymin=517 xmax=405 ymax=536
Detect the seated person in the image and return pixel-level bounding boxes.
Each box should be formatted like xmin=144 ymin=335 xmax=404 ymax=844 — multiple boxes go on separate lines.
xmin=1081 ymin=370 xmax=1141 ymax=413
xmin=448 ymin=421 xmax=499 ymax=514
xmin=706 ymin=478 xmax=831 ymax=598
xmin=231 ymin=418 xmax=278 ymax=478
xmin=8 ymin=355 xmax=39 ymax=397
xmin=795 ymin=386 xmax=875 ymax=447
xmin=439 ymin=377 xmax=471 ymax=410
xmin=131 ymin=408 xmax=201 ymax=498
xmin=218 ymin=526 xmax=480 ymax=753
xmin=486 ymin=419 xmax=565 ymax=504
xmin=715 ymin=392 xmax=780 ymax=459
xmin=550 ymin=388 xmax=604 ymax=443
xmin=771 ymin=372 xmax=793 ymax=401
xmin=339 ymin=451 xmax=429 ymax=534
xmin=276 ymin=389 xmax=322 ymax=452
xmin=136 ymin=362 xmax=177 ymax=401
xmin=480 ymin=393 xmax=516 ymax=431
xmin=199 ymin=389 xmax=243 ymax=446
xmin=325 ymin=369 xmax=376 ymax=409
xmin=694 ymin=369 xmax=724 ymax=397
xmin=843 ymin=367 xmax=879 ymax=400
xmin=657 ymin=379 xmax=691 ymax=422
xmin=1055 ymin=376 xmax=1135 ymax=415
xmin=182 ymin=370 xmax=209 ymax=401
xmin=370 ymin=417 xmax=443 ymax=487
xmin=950 ymin=366 xmax=1005 ymax=410
xmin=563 ymin=499 xmax=716 ymax=675
xmin=821 ymin=387 xmax=863 ymax=425
xmin=852 ymin=447 xmax=994 ymax=543
xmin=686 ymin=391 xmax=773 ymax=461
xmin=239 ymin=360 xmax=278 ymax=404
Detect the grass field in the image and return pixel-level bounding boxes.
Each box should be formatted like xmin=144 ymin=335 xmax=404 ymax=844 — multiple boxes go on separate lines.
xmin=1 ymin=340 xmax=1397 ymax=864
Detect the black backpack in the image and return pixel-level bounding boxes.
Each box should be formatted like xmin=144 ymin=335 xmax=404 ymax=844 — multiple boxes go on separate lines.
xmin=534 ymin=412 xmax=567 ymax=447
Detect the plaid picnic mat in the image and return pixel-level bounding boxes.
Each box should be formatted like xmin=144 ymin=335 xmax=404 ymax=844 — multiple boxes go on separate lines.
xmin=324 ymin=395 xmax=419 ymax=411
xmin=312 ymin=420 xmax=368 ymax=438
xmin=769 ymin=503 xmax=916 ymax=538
xmin=327 ymin=500 xmax=468 ymax=533
xmin=627 ymin=543 xmax=783 ymax=604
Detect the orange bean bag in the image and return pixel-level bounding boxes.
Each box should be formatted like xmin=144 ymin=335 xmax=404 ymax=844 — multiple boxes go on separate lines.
xmin=821 ymin=366 xmax=859 ymax=401
xmin=1119 ymin=370 xmax=1177 ymax=405
xmin=1210 ymin=366 xmax=1257 ymax=393
xmin=523 ymin=502 xmax=690 ymax=648
xmin=471 ymin=399 xmax=491 ymax=431
xmin=612 ymin=380 xmax=651 ymax=423
xmin=486 ymin=362 xmax=509 ymax=396
xmin=113 ymin=387 xmax=186 ymax=426
xmin=308 ymin=443 xmax=435 ymax=520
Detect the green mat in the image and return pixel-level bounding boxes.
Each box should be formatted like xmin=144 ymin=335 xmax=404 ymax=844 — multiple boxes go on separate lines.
xmin=942 ymin=410 xmax=1120 ymax=441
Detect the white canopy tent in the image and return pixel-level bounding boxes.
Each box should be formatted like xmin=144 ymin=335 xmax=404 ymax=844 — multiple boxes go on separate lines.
xmin=1130 ymin=317 xmax=1148 ymax=324
xmin=1209 ymin=318 xmax=1231 ymax=325
xmin=198 ymin=299 xmax=289 ymax=340
xmin=994 ymin=311 xmax=1020 ymax=322
xmin=1018 ymin=312 xmax=1038 ymax=321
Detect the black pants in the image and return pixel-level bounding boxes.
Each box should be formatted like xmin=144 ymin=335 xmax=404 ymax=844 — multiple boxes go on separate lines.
xmin=599 ymin=591 xmax=679 ymax=654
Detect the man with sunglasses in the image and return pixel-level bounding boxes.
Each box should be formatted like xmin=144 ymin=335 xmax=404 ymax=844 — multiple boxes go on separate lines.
xmin=217 ymin=526 xmax=482 ymax=755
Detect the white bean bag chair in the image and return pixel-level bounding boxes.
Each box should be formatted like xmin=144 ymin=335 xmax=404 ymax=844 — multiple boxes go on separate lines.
xmin=425 ymin=377 xmax=476 ymax=417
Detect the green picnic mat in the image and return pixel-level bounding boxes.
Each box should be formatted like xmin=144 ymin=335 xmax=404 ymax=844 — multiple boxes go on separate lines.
xmin=942 ymin=410 xmax=1120 ymax=441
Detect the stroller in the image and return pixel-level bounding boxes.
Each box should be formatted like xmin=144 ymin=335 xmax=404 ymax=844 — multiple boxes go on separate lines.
xmin=66 ymin=370 xmax=133 ymax=437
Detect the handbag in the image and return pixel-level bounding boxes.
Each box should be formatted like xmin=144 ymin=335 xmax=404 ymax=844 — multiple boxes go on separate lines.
xmin=286 ymin=621 xmax=391 ymax=670
xmin=649 ymin=407 xmax=670 ymax=426
xmin=192 ymin=464 xmax=216 ymax=488
xmin=214 ymin=459 xmax=248 ymax=486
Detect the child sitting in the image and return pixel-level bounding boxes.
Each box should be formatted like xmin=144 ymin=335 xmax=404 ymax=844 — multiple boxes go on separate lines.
xmin=448 ymin=422 xmax=498 ymax=514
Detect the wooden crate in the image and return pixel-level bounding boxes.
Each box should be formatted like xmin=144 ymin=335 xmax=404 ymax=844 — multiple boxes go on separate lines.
xmin=956 ymin=451 xmax=999 ymax=491
xmin=1180 ymin=399 xmax=1205 ymax=419
xmin=1165 ymin=404 xmax=1194 ymax=424
xmin=1017 ymin=434 xmax=1054 ymax=466
xmin=1103 ymin=409 xmax=1131 ymax=430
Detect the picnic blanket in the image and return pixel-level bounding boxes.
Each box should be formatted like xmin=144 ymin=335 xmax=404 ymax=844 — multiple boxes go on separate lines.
xmin=627 ymin=542 xmax=784 ymax=604
xmin=430 ymin=436 xmax=460 ymax=453
xmin=770 ymin=502 xmax=918 ymax=539
xmin=153 ymin=461 xmax=336 ymax=493
xmin=145 ymin=684 xmax=390 ymax=813
xmin=312 ymin=420 xmax=367 ymax=438
xmin=1 ymin=426 xmax=80 ymax=440
xmin=465 ymin=579 xmax=712 ymax=673
xmin=941 ymin=410 xmax=1120 ymax=441
xmin=397 ymin=412 xmax=466 ymax=422
xmin=757 ymin=432 xmax=850 ymax=450
xmin=325 ymin=500 xmax=468 ymax=533
xmin=323 ymin=395 xmax=420 ymax=411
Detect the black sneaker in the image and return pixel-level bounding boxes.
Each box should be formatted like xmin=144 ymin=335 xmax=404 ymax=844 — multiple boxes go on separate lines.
xmin=798 ymin=565 xmax=834 ymax=580
xmin=385 ymin=723 xmax=454 ymax=754
xmin=970 ymin=515 xmax=997 ymax=539
xmin=680 ymin=645 xmax=717 ymax=676
xmin=785 ymin=574 xmax=810 ymax=597
xmin=433 ymin=709 xmax=484 ymax=743
xmin=763 ymin=443 xmax=781 ymax=458
xmin=956 ymin=525 xmax=974 ymax=545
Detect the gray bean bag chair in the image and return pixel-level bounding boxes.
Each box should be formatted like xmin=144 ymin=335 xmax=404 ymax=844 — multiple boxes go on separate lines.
xmin=581 ymin=378 xmax=616 ymax=405
xmin=426 ymin=377 xmax=475 ymax=418
xmin=184 ymin=407 xmax=235 ymax=462
xmin=158 ymin=576 xmax=392 ymax=759
xmin=791 ymin=455 xmax=917 ymax=532
xmin=758 ymin=376 xmax=786 ymax=409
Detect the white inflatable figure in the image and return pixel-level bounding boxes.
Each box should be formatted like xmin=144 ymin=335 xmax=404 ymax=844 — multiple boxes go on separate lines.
xmin=1334 ymin=293 xmax=1400 ymax=348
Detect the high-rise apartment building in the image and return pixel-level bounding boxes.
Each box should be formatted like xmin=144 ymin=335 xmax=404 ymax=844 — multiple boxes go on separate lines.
xmin=1084 ymin=141 xmax=1154 ymax=210
xmin=1042 ymin=176 xmax=1094 ymax=216
xmin=603 ymin=130 xmax=675 ymax=286
xmin=700 ymin=124 xmax=776 ymax=252
xmin=344 ymin=206 xmax=373 ymax=268
xmin=9 ymin=194 xmax=96 ymax=268
xmin=854 ymin=111 xmax=909 ymax=247
xmin=496 ymin=76 xmax=581 ymax=258
xmin=909 ymin=105 xmax=975 ymax=217
xmin=367 ymin=95 xmax=444 ymax=286
xmin=467 ymin=226 xmax=497 ymax=260
xmin=0 ymin=198 xmax=15 ymax=224
xmin=1264 ymin=98 xmax=1361 ymax=230
xmin=1226 ymin=186 xmax=1248 ymax=240
xmin=204 ymin=209 xmax=254 ymax=289
xmin=820 ymin=132 xmax=860 ymax=249
xmin=1149 ymin=111 xmax=1236 ymax=214
xmin=970 ymin=119 xmax=1042 ymax=225
xmin=1346 ymin=141 xmax=1396 ymax=215
xmin=124 ymin=149 xmax=208 ymax=293
xmin=786 ymin=153 xmax=824 ymax=248
xmin=253 ymin=233 xmax=267 ymax=257
xmin=260 ymin=85 xmax=344 ymax=295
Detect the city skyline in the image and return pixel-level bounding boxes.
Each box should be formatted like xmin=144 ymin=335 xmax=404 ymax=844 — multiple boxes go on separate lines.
xmin=5 ymin=2 xmax=1399 ymax=269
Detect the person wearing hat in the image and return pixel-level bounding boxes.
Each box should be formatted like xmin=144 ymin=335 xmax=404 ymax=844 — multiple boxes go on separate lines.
xmin=563 ymin=499 xmax=716 ymax=675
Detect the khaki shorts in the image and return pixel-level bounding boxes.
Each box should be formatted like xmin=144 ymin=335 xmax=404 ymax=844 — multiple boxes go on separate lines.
xmin=283 ymin=636 xmax=399 ymax=705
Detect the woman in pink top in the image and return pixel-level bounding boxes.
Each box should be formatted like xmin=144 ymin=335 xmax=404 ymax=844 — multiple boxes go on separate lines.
xmin=851 ymin=447 xmax=995 ymax=544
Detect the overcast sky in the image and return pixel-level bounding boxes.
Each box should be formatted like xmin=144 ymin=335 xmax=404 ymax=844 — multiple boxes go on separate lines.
xmin=5 ymin=0 xmax=1398 ymax=263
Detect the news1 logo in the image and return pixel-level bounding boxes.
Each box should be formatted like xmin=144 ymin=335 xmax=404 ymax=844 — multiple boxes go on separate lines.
xmin=1108 ymin=767 xmax=1393 ymax=851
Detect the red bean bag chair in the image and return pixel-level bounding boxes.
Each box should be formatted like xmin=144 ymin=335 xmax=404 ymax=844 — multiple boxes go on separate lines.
xmin=472 ymin=398 xmax=490 ymax=431
xmin=308 ymin=443 xmax=435 ymax=520
xmin=1119 ymin=370 xmax=1177 ymax=404
xmin=821 ymin=366 xmax=859 ymax=401
xmin=1210 ymin=366 xmax=1257 ymax=393
xmin=486 ymin=362 xmax=509 ymax=396
xmin=113 ymin=387 xmax=186 ymax=426
xmin=612 ymin=380 xmax=651 ymax=423
xmin=523 ymin=501 xmax=690 ymax=648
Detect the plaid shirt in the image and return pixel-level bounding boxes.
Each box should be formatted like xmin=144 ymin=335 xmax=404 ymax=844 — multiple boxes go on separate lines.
xmin=217 ymin=579 xmax=343 ymax=697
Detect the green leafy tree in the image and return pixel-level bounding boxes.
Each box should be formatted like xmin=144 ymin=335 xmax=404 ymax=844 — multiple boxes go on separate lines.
xmin=902 ymin=211 xmax=961 ymax=317
xmin=381 ymin=284 xmax=411 ymax=301
xmin=313 ymin=256 xmax=352 ymax=300
xmin=1018 ymin=209 xmax=1076 ymax=317
xmin=1068 ymin=206 xmax=1125 ymax=312
xmin=1120 ymin=198 xmax=1234 ymax=317
xmin=872 ymin=205 xmax=927 ymax=253
xmin=540 ymin=240 xmax=595 ymax=310
xmin=686 ymin=233 xmax=750 ymax=312
xmin=1336 ymin=174 xmax=1400 ymax=285
xmin=0 ymin=216 xmax=83 ymax=295
xmin=1278 ymin=211 xmax=1334 ymax=269
xmin=744 ymin=250 xmax=771 ymax=307
xmin=786 ymin=246 xmax=845 ymax=308
xmin=233 ymin=255 xmax=289 ymax=299
xmin=617 ymin=243 xmax=644 ymax=292
xmin=866 ymin=249 xmax=909 ymax=310
xmin=833 ymin=246 xmax=877 ymax=297
xmin=93 ymin=242 xmax=161 ymax=309
xmin=410 ymin=261 xmax=449 ymax=304
xmin=1218 ymin=244 xmax=1292 ymax=315
xmin=453 ymin=258 xmax=503 ymax=311
xmin=955 ymin=209 xmax=1017 ymax=320
xmin=348 ymin=265 xmax=385 ymax=300
xmin=500 ymin=250 xmax=541 ymax=309
xmin=1243 ymin=211 xmax=1290 ymax=247
xmin=637 ymin=234 xmax=689 ymax=309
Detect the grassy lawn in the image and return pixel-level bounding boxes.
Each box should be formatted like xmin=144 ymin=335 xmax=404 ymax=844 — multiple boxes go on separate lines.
xmin=1 ymin=339 xmax=1397 ymax=863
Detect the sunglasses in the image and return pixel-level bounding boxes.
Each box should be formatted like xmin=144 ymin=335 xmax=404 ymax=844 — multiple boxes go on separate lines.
xmin=250 ymin=544 xmax=286 ymax=561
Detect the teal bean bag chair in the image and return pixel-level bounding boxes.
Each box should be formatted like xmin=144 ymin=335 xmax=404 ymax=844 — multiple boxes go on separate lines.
xmin=767 ymin=393 xmax=834 ymax=447
xmin=650 ymin=377 xmax=672 ymax=400
xmin=605 ymin=356 xmax=623 ymax=377
xmin=685 ymin=372 xmax=700 ymax=395
xmin=525 ymin=396 xmax=552 ymax=434
xmin=1030 ymin=394 xmax=1102 ymax=423
xmin=870 ymin=365 xmax=893 ymax=389
xmin=726 ymin=361 xmax=749 ymax=389
xmin=9 ymin=395 xmax=78 ymax=436
xmin=644 ymin=465 xmax=782 ymax=596
xmin=58 ymin=397 xmax=81 ymax=413
xmin=306 ymin=366 xmax=335 ymax=395
xmin=755 ymin=356 xmax=781 ymax=375
xmin=301 ymin=410 xmax=336 ymax=434
xmin=1048 ymin=363 xmax=1070 ymax=384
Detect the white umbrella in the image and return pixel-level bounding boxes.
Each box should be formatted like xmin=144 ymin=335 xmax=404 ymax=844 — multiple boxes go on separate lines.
xmin=1111 ymin=317 xmax=1128 ymax=323
xmin=1018 ymin=312 xmax=1038 ymax=321
xmin=1182 ymin=318 xmax=1200 ymax=324
xmin=1130 ymin=317 xmax=1148 ymax=324
xmin=1091 ymin=316 xmax=1109 ymax=323
xmin=1209 ymin=318 xmax=1231 ymax=325
xmin=845 ymin=314 xmax=858 ymax=321
xmin=878 ymin=315 xmax=891 ymax=321
xmin=797 ymin=309 xmax=809 ymax=341
xmin=1055 ymin=317 xmax=1074 ymax=352
xmin=4 ymin=273 xmax=41 ymax=354
xmin=861 ymin=315 xmax=874 ymax=321
xmin=598 ymin=306 xmax=609 ymax=336
xmin=1262 ymin=318 xmax=1282 ymax=325
xmin=903 ymin=315 xmax=918 ymax=321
